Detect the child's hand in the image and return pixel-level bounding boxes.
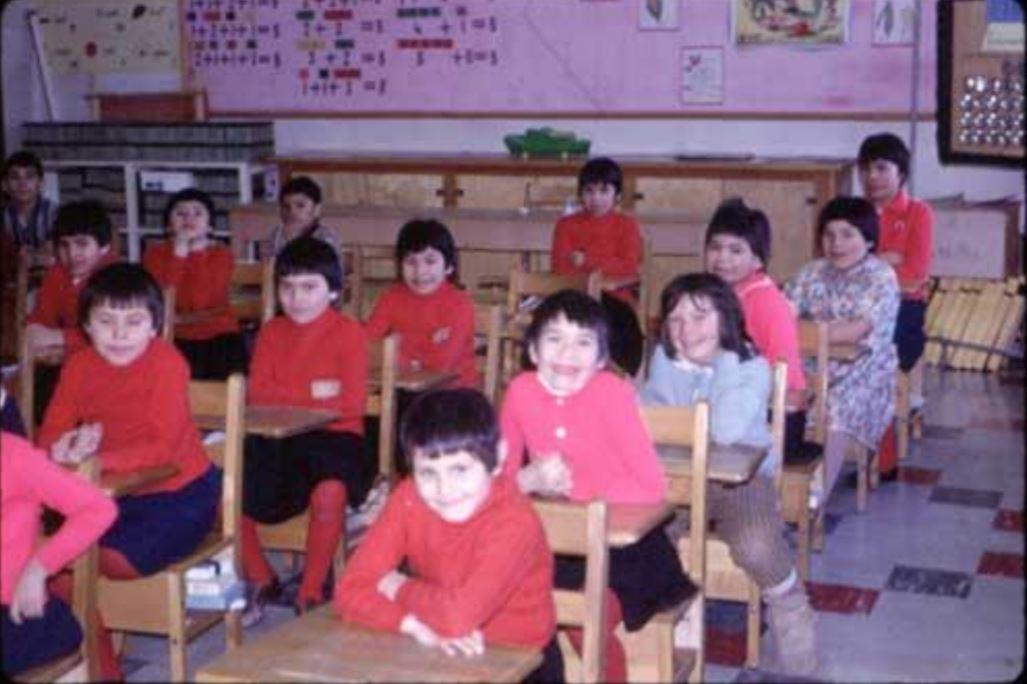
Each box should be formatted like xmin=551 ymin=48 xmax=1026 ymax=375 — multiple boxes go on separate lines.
xmin=51 ymin=424 xmax=102 ymax=464
xmin=432 ymin=327 xmax=451 ymax=345
xmin=517 ymin=453 xmax=572 ymax=497
xmin=376 ymin=569 xmax=408 ymax=601
xmin=439 ymin=630 xmax=484 ymax=658
xmin=400 ymin=613 xmax=441 ymax=648
xmin=9 ymin=557 xmax=48 ymax=625
xmin=569 ymin=250 xmax=586 ymax=268
xmin=25 ymin=323 xmax=64 ymax=354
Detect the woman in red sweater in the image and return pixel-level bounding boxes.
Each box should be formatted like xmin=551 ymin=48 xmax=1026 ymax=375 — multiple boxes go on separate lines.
xmin=143 ymin=188 xmax=246 ymax=379
xmin=335 ymin=388 xmax=562 ymax=681
xmin=2 ymin=431 xmax=116 ymax=678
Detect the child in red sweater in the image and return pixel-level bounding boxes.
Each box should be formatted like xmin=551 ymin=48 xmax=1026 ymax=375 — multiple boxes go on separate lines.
xmin=36 ymin=262 xmax=221 ymax=679
xmin=704 ymin=198 xmax=811 ymax=457
xmin=500 ymin=290 xmax=694 ymax=682
xmin=143 ymin=188 xmax=245 ymax=379
xmin=551 ymin=157 xmax=644 ymax=376
xmin=2 ymin=431 xmax=116 ymax=678
xmin=335 ymin=388 xmax=562 ymax=681
xmin=241 ymin=237 xmax=370 ymax=621
xmin=364 ymin=218 xmax=478 ymax=388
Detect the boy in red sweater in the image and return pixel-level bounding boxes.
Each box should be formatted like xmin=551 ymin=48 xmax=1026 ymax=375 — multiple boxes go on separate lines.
xmin=241 ymin=237 xmax=370 ymax=621
xmin=25 ymin=199 xmax=117 ymax=356
xmin=334 ymin=388 xmax=562 ymax=681
xmin=36 ymin=262 xmax=221 ymax=679
xmin=143 ymin=188 xmax=245 ymax=379
xmin=2 ymin=430 xmax=117 ymax=678
xmin=551 ymin=157 xmax=644 ymax=376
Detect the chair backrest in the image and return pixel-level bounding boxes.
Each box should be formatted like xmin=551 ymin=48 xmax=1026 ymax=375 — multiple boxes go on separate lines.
xmin=532 ymin=499 xmax=609 ymax=684
xmin=347 ymin=244 xmax=395 ymax=320
xmin=768 ymin=361 xmax=788 ymax=493
xmin=230 ymin=259 xmax=274 ymax=324
xmin=188 ymin=373 xmax=246 ymax=541
xmin=796 ymin=320 xmax=829 ymax=444
xmin=473 ymin=302 xmax=503 ymax=404
xmin=161 ymin=286 xmax=176 ymax=342
xmin=505 ymin=267 xmax=602 ymax=321
xmin=366 ymin=333 xmax=399 ymax=479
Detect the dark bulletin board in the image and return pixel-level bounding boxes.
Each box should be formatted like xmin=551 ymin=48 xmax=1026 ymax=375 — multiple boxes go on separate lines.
xmin=937 ymin=0 xmax=1025 ymax=166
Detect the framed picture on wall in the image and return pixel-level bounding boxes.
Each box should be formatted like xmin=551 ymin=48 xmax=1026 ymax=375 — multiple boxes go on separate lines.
xmin=639 ymin=0 xmax=680 ymax=30
xmin=681 ymin=47 xmax=724 ymax=104
xmin=872 ymin=0 xmax=916 ymax=45
xmin=732 ymin=0 xmax=850 ymax=45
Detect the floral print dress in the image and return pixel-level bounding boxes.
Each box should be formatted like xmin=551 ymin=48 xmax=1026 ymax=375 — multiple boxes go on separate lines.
xmin=785 ymin=255 xmax=900 ymax=448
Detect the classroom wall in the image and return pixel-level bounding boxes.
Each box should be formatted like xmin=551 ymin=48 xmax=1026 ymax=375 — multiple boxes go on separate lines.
xmin=3 ymin=0 xmax=1023 ymax=225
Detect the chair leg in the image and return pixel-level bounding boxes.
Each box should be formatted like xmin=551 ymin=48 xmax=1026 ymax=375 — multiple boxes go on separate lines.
xmin=745 ymin=583 xmax=761 ymax=668
xmin=811 ymin=508 xmax=826 ymax=552
xmin=869 ymin=448 xmax=880 ymax=489
xmin=167 ymin=574 xmax=188 ymax=682
xmin=225 ymin=611 xmax=243 ymax=650
xmin=796 ymin=508 xmax=811 ymax=582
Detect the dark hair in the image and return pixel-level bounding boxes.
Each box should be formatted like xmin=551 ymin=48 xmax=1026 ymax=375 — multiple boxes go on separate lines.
xmin=658 ymin=272 xmax=754 ymax=361
xmin=857 ymin=133 xmax=910 ymax=184
xmin=3 ymin=150 xmax=44 ymax=179
xmin=53 ymin=199 xmax=113 ymax=247
xmin=400 ymin=388 xmax=500 ymax=472
xmin=275 ymin=236 xmax=343 ymax=293
xmin=78 ymin=262 xmax=164 ymax=334
xmin=577 ymin=156 xmax=623 ymax=197
xmin=705 ymin=198 xmax=772 ymax=266
xmin=279 ymin=175 xmax=323 ymax=205
xmin=523 ymin=289 xmax=609 ymax=368
xmin=816 ymin=196 xmax=879 ymax=250
xmin=162 ymin=188 xmax=216 ymax=229
xmin=395 ymin=219 xmax=458 ymax=281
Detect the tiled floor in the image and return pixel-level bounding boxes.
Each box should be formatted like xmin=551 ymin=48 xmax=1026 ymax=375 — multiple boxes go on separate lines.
xmin=121 ymin=367 xmax=1024 ymax=682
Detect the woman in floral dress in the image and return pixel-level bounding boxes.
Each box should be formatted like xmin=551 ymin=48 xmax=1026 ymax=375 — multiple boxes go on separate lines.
xmin=785 ymin=196 xmax=899 ymax=505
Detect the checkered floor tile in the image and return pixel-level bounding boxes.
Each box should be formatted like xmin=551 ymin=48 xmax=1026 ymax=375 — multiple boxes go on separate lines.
xmin=977 ymin=552 xmax=1025 ymax=579
xmin=928 ymin=486 xmax=1003 ymax=509
xmin=921 ymin=425 xmax=965 ymax=439
xmin=897 ymin=465 xmax=941 ymax=485
xmin=885 ymin=565 xmax=974 ymax=598
xmin=992 ymin=509 xmax=1023 ymax=532
xmin=805 ymin=581 xmax=879 ymax=614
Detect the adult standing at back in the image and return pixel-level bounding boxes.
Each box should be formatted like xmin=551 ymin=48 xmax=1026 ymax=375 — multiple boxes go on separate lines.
xmin=857 ymin=133 xmax=934 ymax=478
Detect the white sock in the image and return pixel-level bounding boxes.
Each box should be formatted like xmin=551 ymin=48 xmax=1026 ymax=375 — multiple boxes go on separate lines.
xmin=764 ymin=569 xmax=799 ymax=599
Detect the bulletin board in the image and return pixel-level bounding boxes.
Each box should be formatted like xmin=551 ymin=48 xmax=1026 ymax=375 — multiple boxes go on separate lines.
xmin=181 ymin=0 xmax=937 ymax=118
xmin=936 ymin=0 xmax=1025 ymax=167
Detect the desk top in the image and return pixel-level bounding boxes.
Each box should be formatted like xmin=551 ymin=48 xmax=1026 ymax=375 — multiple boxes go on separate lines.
xmin=393 ymin=369 xmax=459 ymax=393
xmin=194 ymin=405 xmax=339 ymax=438
xmin=195 ymin=606 xmax=541 ymax=684
xmin=829 ymin=342 xmax=865 ymax=361
xmin=660 ymin=443 xmax=767 ymax=486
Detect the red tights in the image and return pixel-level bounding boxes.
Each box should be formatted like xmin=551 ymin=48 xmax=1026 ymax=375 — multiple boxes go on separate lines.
xmin=240 ymin=480 xmax=347 ymax=606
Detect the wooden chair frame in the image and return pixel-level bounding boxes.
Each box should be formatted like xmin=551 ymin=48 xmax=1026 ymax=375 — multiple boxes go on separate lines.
xmin=473 ymin=302 xmax=503 ymax=404
xmin=636 ymin=403 xmax=710 ymax=684
xmin=96 ymin=374 xmax=246 ymax=682
xmin=229 ymin=259 xmax=275 ymax=324
xmin=532 ymin=499 xmax=610 ymax=684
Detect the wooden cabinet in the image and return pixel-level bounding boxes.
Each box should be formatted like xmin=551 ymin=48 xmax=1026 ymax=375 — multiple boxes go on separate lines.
xmin=273 ymin=152 xmax=853 ymax=281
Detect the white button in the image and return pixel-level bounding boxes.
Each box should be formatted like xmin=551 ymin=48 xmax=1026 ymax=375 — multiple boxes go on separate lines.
xmin=555 ymin=426 xmax=567 ymax=439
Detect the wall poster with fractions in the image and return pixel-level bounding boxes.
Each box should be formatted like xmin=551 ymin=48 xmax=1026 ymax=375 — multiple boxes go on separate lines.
xmin=36 ymin=0 xmax=181 ymax=75
xmin=182 ymin=0 xmax=936 ymax=116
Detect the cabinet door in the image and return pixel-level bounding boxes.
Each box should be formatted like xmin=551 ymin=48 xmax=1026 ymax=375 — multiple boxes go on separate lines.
xmin=722 ymin=179 xmax=818 ymax=282
xmin=308 ymin=172 xmax=444 ymax=208
xmin=633 ymin=177 xmax=723 ymax=220
xmin=456 ymin=174 xmax=577 ymax=211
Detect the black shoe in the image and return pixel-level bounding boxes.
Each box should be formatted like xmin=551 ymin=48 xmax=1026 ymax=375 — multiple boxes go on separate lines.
xmin=241 ymin=577 xmax=282 ymax=628
xmin=878 ymin=468 xmax=899 ymax=484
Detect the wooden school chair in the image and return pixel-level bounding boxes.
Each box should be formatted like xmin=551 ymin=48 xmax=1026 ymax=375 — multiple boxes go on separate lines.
xmin=632 ymin=403 xmax=710 ymax=684
xmin=501 ymin=267 xmax=602 ymax=389
xmin=20 ymin=458 xmax=103 ymax=683
xmin=229 ymin=259 xmax=275 ymax=325
xmin=473 ymin=302 xmax=504 ymax=404
xmin=345 ymin=244 xmax=395 ymax=320
xmin=96 ymin=374 xmax=246 ymax=682
xmin=255 ymin=333 xmax=399 ymax=576
xmin=780 ymin=321 xmax=830 ymax=580
xmin=532 ymin=499 xmax=610 ymax=684
xmin=895 ymin=356 xmax=924 ymax=461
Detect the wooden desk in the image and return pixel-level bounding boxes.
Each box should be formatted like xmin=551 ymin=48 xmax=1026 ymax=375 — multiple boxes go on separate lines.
xmin=393 ymin=369 xmax=459 ymax=393
xmin=195 ymin=406 xmax=339 ymax=438
xmin=828 ymin=342 xmax=865 ymax=361
xmin=195 ymin=605 xmax=541 ymax=683
xmin=660 ymin=444 xmax=768 ymax=504
xmin=606 ymin=501 xmax=676 ymax=547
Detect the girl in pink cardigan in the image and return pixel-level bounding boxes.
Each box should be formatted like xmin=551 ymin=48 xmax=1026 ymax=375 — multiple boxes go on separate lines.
xmin=500 ymin=289 xmax=693 ymax=683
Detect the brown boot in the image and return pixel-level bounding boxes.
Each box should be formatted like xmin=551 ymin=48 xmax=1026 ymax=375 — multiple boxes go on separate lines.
xmin=765 ymin=582 xmax=818 ymax=676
